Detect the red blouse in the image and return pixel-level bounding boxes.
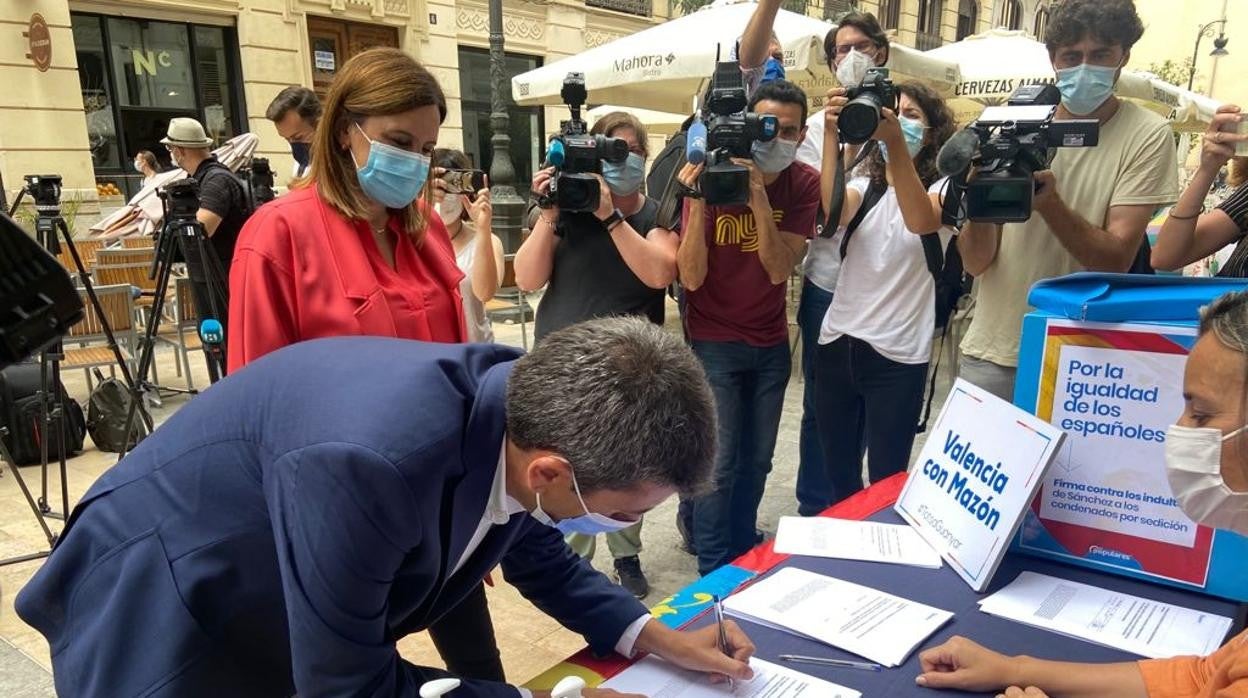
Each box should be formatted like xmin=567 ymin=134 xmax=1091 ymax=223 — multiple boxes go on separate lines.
xmin=227 ymin=186 xmax=465 ymax=373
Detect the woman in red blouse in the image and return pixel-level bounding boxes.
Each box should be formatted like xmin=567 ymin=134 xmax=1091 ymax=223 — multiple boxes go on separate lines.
xmin=228 ymin=47 xmax=465 ymax=372
xmin=227 ymin=48 xmax=503 ymax=683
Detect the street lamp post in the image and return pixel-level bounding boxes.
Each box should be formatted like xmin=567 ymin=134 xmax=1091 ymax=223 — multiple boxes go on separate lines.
xmin=1189 ymin=19 xmax=1229 ymax=92
xmin=487 ymin=0 xmax=525 ymax=257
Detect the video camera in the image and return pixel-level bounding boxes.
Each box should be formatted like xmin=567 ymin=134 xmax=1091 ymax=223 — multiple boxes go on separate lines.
xmin=542 ymin=72 xmax=629 ymax=214
xmin=160 ymin=179 xmax=201 ymax=223
xmin=839 ymin=67 xmax=897 ymax=145
xmin=689 ymin=60 xmax=779 ymax=206
xmin=946 ymin=84 xmax=1099 ymax=223
xmin=0 ymin=210 xmax=82 ymax=370
xmin=240 ymin=158 xmax=275 ymax=213
xmin=23 ymin=174 xmax=63 ymax=212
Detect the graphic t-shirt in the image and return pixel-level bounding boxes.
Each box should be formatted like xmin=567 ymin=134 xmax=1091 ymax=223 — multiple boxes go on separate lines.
xmin=685 ymin=161 xmax=820 ymax=347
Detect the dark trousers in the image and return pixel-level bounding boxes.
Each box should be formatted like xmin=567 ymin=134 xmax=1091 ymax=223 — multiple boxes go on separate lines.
xmin=691 ymin=340 xmax=791 ymax=576
xmin=426 ymin=583 xmax=504 ymax=681
xmin=813 ymin=335 xmax=928 ymax=507
xmin=794 ymin=280 xmax=841 ymax=516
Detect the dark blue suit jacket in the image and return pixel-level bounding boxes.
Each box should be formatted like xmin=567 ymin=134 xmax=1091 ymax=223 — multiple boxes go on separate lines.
xmin=16 ymin=337 xmax=647 ymax=697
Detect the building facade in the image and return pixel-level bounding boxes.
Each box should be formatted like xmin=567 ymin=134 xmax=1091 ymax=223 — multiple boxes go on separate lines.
xmin=3 ymin=0 xmax=669 ymax=223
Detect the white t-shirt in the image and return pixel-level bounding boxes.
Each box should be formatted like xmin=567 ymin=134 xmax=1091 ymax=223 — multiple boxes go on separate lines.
xmin=453 ymin=231 xmax=495 ymax=344
xmin=795 ymin=111 xmax=842 ymax=293
xmin=818 ymin=176 xmax=955 ymax=365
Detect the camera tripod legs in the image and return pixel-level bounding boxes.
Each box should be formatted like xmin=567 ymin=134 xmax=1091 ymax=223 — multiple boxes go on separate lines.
xmin=0 ymin=427 xmax=57 ymax=567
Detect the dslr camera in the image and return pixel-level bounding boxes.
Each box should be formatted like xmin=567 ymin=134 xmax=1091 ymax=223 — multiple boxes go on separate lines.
xmin=542 ymin=72 xmax=629 ymax=214
xmin=695 ymin=60 xmax=779 ymax=206
xmin=960 ymin=84 xmax=1099 ymax=222
xmin=839 ymin=67 xmax=897 ymax=145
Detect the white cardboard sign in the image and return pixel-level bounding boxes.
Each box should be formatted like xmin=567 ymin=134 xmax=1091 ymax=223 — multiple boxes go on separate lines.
xmin=895 ymin=378 xmax=1066 ymax=591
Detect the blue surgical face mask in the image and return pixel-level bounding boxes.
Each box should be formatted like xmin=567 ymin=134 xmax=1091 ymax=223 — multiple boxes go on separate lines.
xmin=899 ymin=115 xmax=926 ymax=157
xmin=529 ymin=458 xmax=635 ymax=536
xmin=351 ymin=122 xmax=430 ymax=209
xmin=602 ymin=152 xmax=646 ymax=196
xmin=763 ymin=56 xmax=786 ymax=83
xmin=1055 ymin=62 xmax=1119 ymax=116
xmin=751 ymin=137 xmax=798 ymax=174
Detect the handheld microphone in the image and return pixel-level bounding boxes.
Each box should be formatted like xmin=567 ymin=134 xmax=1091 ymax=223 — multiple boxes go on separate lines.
xmin=198 ymin=318 xmax=224 ymax=345
xmin=545 ymin=139 xmax=566 ymax=168
xmin=686 ymin=119 xmax=708 ymax=165
xmin=936 ymin=129 xmax=981 ymax=177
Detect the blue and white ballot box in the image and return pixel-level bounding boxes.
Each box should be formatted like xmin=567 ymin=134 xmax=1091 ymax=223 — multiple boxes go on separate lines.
xmin=1012 ymin=273 xmax=1248 ymax=602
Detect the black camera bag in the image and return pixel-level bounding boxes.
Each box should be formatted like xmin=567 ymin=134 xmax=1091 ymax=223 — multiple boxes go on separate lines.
xmin=0 ymin=363 xmax=85 ymax=465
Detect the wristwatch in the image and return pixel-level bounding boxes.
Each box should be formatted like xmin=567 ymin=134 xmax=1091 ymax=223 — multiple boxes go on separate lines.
xmin=600 ymin=208 xmax=625 ymax=230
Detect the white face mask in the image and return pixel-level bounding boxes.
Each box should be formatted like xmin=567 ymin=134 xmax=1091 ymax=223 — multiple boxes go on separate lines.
xmin=836 ymin=49 xmax=874 ymax=88
xmin=437 ymin=195 xmax=464 ymax=223
xmin=1164 ymin=423 xmax=1248 ymax=535
xmin=528 ymin=458 xmax=635 ymax=536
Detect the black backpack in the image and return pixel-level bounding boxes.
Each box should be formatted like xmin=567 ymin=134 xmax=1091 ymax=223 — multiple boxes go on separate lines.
xmin=86 ymin=368 xmax=147 ymax=453
xmin=647 ymin=115 xmax=698 ymax=232
xmin=0 ymin=363 xmax=85 ymax=465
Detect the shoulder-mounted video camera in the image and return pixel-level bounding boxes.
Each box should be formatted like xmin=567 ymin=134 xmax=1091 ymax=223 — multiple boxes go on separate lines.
xmin=957 ymin=84 xmax=1099 ymax=223
xmin=692 ymin=60 xmax=779 ymax=206
xmin=541 ymin=72 xmax=629 ymax=214
xmin=839 ymin=67 xmax=897 ymax=145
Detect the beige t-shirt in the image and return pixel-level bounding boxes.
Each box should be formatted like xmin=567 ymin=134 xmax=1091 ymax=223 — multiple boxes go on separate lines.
xmin=960 ymin=101 xmax=1179 ymax=367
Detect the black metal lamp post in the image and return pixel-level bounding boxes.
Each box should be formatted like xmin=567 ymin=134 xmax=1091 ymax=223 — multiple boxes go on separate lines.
xmin=1189 ymin=19 xmax=1229 ymax=92
xmin=487 ymin=0 xmax=525 ymax=256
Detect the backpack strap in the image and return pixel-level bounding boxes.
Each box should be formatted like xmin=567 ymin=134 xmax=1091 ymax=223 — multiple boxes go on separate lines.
xmin=920 ymin=232 xmax=944 ymax=281
xmin=838 ymin=177 xmax=888 ymax=259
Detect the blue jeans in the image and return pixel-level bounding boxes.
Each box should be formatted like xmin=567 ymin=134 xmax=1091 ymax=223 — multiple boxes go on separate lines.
xmin=795 ymin=279 xmax=837 ymax=516
xmin=691 ymin=339 xmax=792 ymax=576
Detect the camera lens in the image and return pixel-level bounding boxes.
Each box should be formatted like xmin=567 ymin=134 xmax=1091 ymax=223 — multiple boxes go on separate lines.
xmin=839 ymin=98 xmax=881 ymax=145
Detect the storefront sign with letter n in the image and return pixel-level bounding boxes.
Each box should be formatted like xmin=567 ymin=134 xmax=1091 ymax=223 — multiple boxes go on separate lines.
xmin=26 ymin=14 xmax=52 ymax=72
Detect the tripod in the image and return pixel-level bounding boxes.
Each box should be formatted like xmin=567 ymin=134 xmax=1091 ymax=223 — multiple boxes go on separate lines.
xmin=118 ymin=181 xmax=228 ymax=458
xmin=0 ymin=176 xmax=153 ymax=567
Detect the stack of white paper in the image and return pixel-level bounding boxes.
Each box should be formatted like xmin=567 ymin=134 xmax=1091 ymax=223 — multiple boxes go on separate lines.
xmin=601 ymin=655 xmax=861 ymax=697
xmin=979 ymin=572 xmax=1233 ymax=659
xmin=774 ymin=516 xmax=943 ymax=569
xmin=722 ymin=567 xmax=954 ymax=667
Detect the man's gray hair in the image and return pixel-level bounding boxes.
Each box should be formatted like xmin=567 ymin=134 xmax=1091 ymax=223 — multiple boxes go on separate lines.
xmin=506 ymin=317 xmax=717 ymax=496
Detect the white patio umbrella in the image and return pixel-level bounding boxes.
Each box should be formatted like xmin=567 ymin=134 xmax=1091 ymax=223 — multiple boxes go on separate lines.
xmin=585 ymin=104 xmax=688 ymax=137
xmin=927 ymin=28 xmax=1221 ymax=130
xmin=511 ymin=0 xmax=961 ymax=115
xmin=90 ymin=133 xmax=260 ymax=240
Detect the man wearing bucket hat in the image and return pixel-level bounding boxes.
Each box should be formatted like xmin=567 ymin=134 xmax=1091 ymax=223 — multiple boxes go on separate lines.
xmin=161 ymin=116 xmax=249 ymax=276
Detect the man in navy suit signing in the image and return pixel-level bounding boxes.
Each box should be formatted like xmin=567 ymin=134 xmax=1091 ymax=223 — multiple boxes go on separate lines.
xmin=16 ymin=317 xmax=753 ymax=697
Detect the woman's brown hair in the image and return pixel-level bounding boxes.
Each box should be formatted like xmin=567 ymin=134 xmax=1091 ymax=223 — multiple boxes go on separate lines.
xmin=590 ymin=111 xmax=649 ymax=157
xmin=307 ymin=47 xmax=446 ymax=240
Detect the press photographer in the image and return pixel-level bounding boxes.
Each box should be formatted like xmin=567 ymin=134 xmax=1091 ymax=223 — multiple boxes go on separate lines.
xmin=517 ymin=85 xmax=679 ymax=597
xmin=813 ymin=81 xmax=958 ymax=508
xmin=676 ymin=78 xmax=819 ymax=576
xmin=957 ymin=0 xmax=1178 ymax=400
xmin=161 ymin=117 xmax=249 ymax=276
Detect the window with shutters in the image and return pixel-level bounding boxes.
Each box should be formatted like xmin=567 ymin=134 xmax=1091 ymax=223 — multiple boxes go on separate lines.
xmin=1000 ymin=0 xmax=1023 ymax=30
xmin=917 ymin=0 xmax=945 ymax=49
xmin=956 ymin=0 xmax=979 ymax=40
xmin=878 ymin=0 xmax=901 ymax=30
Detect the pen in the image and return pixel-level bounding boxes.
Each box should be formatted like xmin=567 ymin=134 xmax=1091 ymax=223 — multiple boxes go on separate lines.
xmin=778 ymin=654 xmax=884 ymax=672
xmin=712 ymin=594 xmax=735 ymax=690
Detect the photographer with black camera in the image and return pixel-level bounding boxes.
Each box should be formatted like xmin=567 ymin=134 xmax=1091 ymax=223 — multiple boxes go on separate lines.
xmin=516 ymin=91 xmax=678 ymax=597
xmin=161 ymin=117 xmax=249 ymax=276
xmin=676 ymin=78 xmax=819 ymax=576
xmin=957 ymin=0 xmax=1178 ymax=400
xmin=812 ymin=81 xmax=957 ymax=508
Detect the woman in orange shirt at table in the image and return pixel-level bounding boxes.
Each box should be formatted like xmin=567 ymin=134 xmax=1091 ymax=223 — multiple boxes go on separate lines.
xmin=916 ymin=290 xmax=1248 ymax=698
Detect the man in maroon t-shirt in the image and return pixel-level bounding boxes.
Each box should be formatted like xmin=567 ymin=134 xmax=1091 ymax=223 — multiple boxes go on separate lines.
xmin=676 ymin=79 xmax=820 ymax=575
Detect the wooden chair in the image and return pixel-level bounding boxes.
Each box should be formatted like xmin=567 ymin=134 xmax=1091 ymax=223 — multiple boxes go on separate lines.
xmin=154 ymin=277 xmax=203 ymax=391
xmin=56 ymin=239 xmax=105 ymax=272
xmin=120 ymin=236 xmax=155 ymax=249
xmin=95 ymin=246 xmax=156 ymax=268
xmin=60 ymin=284 xmax=139 ymax=393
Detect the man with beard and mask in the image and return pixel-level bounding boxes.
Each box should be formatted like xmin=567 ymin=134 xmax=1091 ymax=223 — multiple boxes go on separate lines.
xmin=912 ymin=289 xmax=1248 ymax=698
xmin=266 ymin=85 xmax=321 ymax=178
xmin=675 ymin=79 xmax=820 ymax=576
xmin=516 ymin=110 xmax=679 ymax=598
xmin=958 ymin=0 xmax=1178 ymax=401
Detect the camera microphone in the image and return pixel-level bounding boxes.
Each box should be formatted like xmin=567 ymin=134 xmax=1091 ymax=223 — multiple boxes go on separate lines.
xmin=686 ymin=119 xmax=708 ymax=165
xmin=546 ymin=139 xmax=566 ymax=168
xmin=198 ymin=318 xmax=224 ymax=346
xmin=937 ymin=129 xmax=981 ymax=177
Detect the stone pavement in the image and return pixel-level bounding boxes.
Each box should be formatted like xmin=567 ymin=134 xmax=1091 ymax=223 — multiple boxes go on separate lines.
xmin=0 ymin=293 xmax=960 ymax=693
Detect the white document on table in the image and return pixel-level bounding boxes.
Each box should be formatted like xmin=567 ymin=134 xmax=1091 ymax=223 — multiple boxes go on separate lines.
xmin=774 ymin=516 xmax=943 ymax=569
xmin=600 ymin=655 xmax=861 ymax=698
xmin=722 ymin=567 xmax=953 ymax=667
xmin=978 ymin=571 xmax=1233 ymax=659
